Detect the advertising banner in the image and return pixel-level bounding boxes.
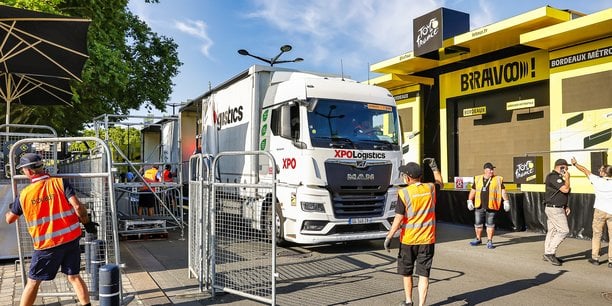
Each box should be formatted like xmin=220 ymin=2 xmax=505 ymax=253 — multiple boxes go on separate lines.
xmin=513 ymin=156 xmax=543 ymax=184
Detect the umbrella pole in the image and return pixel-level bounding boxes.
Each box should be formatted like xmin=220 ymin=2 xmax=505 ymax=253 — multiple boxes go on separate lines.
xmin=5 ymin=101 xmax=9 ymax=140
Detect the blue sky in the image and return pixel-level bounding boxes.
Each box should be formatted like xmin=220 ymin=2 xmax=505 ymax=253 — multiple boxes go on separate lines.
xmin=127 ymin=0 xmax=611 ymax=116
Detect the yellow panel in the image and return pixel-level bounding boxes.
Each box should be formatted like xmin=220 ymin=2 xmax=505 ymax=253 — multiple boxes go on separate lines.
xmin=440 ymin=50 xmax=549 ymax=98
xmin=366 ymin=73 xmax=434 ymax=88
xmin=370 ymin=52 xmax=439 ymax=75
xmin=521 ymin=8 xmax=612 ymax=50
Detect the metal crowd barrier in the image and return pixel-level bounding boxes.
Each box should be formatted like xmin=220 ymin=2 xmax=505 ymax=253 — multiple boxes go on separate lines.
xmin=8 ymin=137 xmax=125 ymax=302
xmin=0 ymin=124 xmax=58 ymax=260
xmin=188 ymin=151 xmax=277 ymax=305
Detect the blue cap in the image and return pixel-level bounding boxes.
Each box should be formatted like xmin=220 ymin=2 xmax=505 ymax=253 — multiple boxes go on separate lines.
xmin=16 ymin=153 xmax=43 ymax=169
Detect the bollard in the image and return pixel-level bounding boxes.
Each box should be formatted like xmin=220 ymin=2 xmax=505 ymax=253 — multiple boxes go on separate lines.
xmin=84 ymin=233 xmax=93 ymax=273
xmin=99 ymin=264 xmax=120 ymax=306
xmin=89 ymin=239 xmax=105 ymax=301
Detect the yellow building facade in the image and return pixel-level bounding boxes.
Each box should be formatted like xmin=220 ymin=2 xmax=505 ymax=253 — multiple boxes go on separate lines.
xmin=370 ymin=6 xmax=611 ymax=194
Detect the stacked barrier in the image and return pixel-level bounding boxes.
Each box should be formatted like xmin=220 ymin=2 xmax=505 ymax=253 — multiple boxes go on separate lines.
xmin=8 ymin=137 xmax=123 ymax=302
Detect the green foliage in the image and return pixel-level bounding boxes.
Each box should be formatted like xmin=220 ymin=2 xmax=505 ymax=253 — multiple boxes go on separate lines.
xmin=69 ymin=126 xmax=141 ymax=162
xmin=0 ymin=0 xmax=182 ymax=135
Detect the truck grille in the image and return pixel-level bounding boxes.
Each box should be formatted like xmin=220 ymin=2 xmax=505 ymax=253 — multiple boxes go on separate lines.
xmin=324 ymin=159 xmax=392 ymax=219
xmin=331 ymin=193 xmax=386 ymax=218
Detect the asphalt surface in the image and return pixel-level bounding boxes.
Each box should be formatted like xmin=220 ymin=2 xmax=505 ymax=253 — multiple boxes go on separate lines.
xmin=120 ymin=222 xmax=611 ymax=306
xmin=1 ymin=222 xmax=611 ymax=305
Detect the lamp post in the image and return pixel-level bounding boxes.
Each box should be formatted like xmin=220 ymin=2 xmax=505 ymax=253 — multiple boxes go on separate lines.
xmin=237 ymin=44 xmax=303 ymax=66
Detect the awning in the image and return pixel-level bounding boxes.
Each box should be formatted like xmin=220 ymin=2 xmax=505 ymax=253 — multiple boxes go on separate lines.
xmin=370 ymin=6 xmax=573 ymax=77
xmin=364 ymin=73 xmax=434 ymax=89
xmin=521 ymin=8 xmax=612 ymax=50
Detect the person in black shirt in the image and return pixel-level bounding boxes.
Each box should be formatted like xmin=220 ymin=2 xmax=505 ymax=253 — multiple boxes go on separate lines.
xmin=542 ymin=158 xmax=571 ymax=266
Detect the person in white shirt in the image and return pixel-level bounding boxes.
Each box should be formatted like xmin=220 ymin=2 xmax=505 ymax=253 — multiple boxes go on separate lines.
xmin=571 ymin=157 xmax=612 ymax=268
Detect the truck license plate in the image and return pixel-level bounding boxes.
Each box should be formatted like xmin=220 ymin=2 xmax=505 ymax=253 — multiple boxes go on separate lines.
xmin=349 ymin=218 xmax=372 ymax=224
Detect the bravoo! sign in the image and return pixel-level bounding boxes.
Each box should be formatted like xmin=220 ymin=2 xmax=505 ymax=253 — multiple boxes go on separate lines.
xmin=413 ymin=8 xmax=469 ymax=58
xmin=441 ymin=50 xmax=549 ymax=98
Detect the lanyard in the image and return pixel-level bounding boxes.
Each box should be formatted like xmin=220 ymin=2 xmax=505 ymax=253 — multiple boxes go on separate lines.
xmin=482 ymin=176 xmax=492 ymax=191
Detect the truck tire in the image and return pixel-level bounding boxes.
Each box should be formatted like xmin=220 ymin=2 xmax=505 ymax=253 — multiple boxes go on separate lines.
xmin=263 ymin=199 xmax=287 ymax=246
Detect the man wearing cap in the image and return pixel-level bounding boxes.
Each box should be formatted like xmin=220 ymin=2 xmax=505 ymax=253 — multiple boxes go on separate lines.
xmin=5 ymin=153 xmax=97 ymax=306
xmin=384 ymin=158 xmax=443 ymax=306
xmin=542 ymin=158 xmax=571 ymax=266
xmin=467 ymin=162 xmax=510 ymax=249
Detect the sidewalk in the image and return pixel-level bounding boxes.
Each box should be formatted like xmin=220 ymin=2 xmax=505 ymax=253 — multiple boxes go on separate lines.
xmin=1 ymin=222 xmax=611 ymax=305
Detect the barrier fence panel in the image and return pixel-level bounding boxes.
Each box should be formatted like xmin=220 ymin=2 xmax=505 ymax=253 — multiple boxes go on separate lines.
xmin=211 ymin=151 xmax=277 ymax=305
xmin=0 ymin=124 xmax=58 ymax=260
xmin=8 ymin=137 xmax=123 ymax=301
xmin=0 ymin=124 xmax=58 ymax=180
xmin=187 ymin=154 xmax=212 ymax=292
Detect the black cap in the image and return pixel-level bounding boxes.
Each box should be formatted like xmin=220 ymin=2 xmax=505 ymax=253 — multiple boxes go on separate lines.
xmin=554 ymin=159 xmax=569 ymax=167
xmin=483 ymin=162 xmax=495 ymax=170
xmin=399 ymin=162 xmax=422 ymax=178
xmin=16 ymin=153 xmax=43 ymax=169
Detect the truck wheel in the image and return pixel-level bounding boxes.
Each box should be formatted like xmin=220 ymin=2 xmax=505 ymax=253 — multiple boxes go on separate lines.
xmin=264 ymin=203 xmax=286 ymax=246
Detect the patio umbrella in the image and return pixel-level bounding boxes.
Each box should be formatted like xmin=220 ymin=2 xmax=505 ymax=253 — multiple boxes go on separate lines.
xmin=0 ymin=4 xmax=90 ymax=126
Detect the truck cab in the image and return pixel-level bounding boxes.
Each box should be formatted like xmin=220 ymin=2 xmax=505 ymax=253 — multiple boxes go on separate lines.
xmin=259 ymin=72 xmax=403 ymax=244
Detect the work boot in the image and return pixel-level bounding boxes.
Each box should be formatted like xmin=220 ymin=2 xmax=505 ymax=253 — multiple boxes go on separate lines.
xmin=543 ymin=254 xmax=562 ymax=266
xmin=469 ymin=239 xmax=482 ymax=246
xmin=588 ymin=258 xmax=600 ymax=266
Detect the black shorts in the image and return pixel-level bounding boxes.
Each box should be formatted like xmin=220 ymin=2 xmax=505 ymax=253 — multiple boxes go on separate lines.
xmin=138 ymin=192 xmax=156 ymax=208
xmin=397 ymin=243 xmax=435 ymax=277
xmin=29 ymin=238 xmax=81 ymax=281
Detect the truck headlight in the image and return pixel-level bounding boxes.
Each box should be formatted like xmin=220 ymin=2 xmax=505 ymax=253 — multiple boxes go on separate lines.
xmin=301 ymin=201 xmax=325 ymax=212
xmin=390 ymin=200 xmax=397 ymax=211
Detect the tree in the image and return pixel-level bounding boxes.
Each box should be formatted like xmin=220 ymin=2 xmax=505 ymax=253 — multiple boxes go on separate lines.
xmin=0 ymin=0 xmax=182 ymax=135
xmin=69 ymin=126 xmax=141 ymax=166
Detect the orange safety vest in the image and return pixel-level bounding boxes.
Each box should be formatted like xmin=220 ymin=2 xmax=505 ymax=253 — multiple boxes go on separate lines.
xmin=397 ymin=182 xmax=436 ymax=245
xmin=474 ymin=175 xmax=503 ymax=210
xmin=20 ymin=176 xmax=81 ymax=250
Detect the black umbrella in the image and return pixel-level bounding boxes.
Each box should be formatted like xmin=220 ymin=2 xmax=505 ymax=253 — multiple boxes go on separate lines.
xmin=0 ymin=5 xmax=90 ymax=125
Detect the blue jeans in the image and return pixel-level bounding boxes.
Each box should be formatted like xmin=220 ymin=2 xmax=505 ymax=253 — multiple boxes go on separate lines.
xmin=474 ymin=207 xmax=496 ymax=228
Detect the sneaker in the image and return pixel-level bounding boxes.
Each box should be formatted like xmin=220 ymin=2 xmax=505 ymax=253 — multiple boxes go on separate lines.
xmin=543 ymin=254 xmax=562 ymax=266
xmin=487 ymin=241 xmax=495 ymax=249
xmin=469 ymin=239 xmax=482 ymax=246
xmin=608 ymin=262 xmax=612 ymax=268
xmin=398 ymin=302 xmax=413 ymax=306
xmin=588 ymin=258 xmax=600 ymax=266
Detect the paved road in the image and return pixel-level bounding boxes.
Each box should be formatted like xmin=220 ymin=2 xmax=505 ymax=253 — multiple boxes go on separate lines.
xmin=1 ymin=222 xmax=611 ymax=305
xmin=120 ymin=222 xmax=611 ymax=305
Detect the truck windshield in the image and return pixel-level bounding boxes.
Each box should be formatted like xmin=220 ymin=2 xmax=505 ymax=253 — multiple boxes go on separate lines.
xmin=307 ymin=99 xmax=400 ymax=150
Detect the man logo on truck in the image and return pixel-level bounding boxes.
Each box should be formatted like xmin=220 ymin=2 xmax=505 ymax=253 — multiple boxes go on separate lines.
xmin=216 ymin=105 xmax=244 ymax=129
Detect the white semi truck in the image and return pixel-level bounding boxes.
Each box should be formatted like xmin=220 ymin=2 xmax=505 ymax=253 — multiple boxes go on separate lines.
xmin=192 ymin=65 xmax=403 ymax=244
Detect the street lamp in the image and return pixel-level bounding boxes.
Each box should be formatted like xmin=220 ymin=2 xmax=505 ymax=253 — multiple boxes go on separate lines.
xmin=237 ymin=44 xmax=303 ymax=66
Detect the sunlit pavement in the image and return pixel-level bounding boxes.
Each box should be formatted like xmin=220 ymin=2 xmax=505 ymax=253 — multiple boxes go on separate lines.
xmin=1 ymin=222 xmax=610 ymax=305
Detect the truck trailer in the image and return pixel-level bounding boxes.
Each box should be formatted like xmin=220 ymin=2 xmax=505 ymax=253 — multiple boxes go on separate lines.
xmin=189 ymin=65 xmax=403 ymax=244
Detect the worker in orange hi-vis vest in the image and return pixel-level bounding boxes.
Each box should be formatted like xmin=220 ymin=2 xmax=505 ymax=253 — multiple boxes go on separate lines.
xmin=466 ymin=162 xmax=511 ymax=250
xmin=5 ymin=153 xmax=98 ymax=306
xmin=384 ymin=158 xmax=443 ymax=306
